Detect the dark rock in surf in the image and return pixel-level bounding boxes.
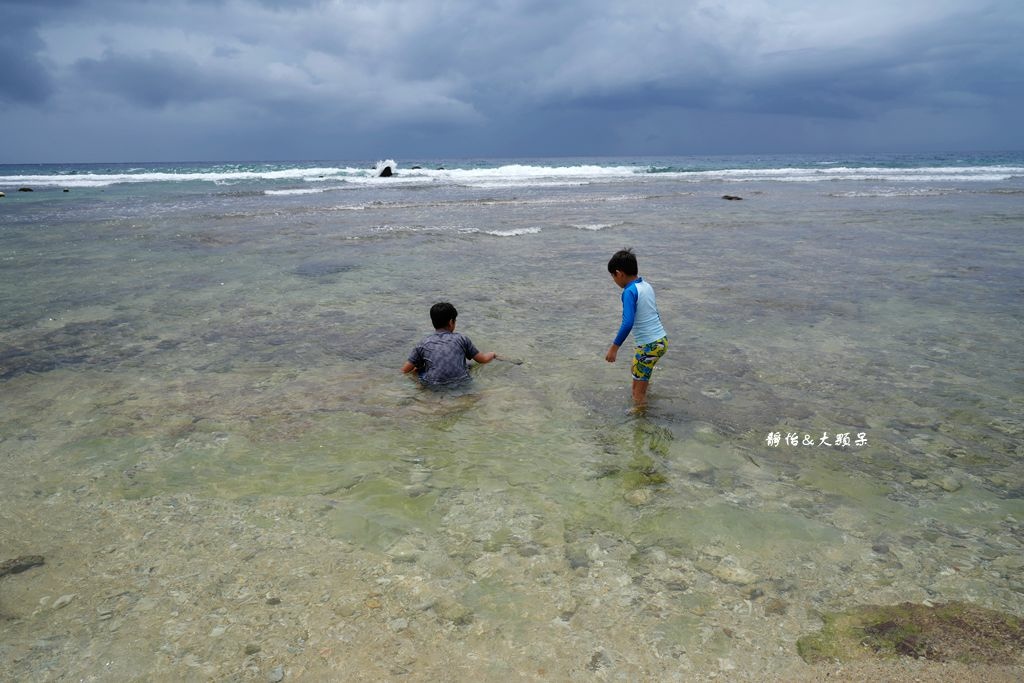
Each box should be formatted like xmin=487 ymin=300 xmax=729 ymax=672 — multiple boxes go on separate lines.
xmin=18 ymin=187 xmax=33 ymax=192
xmin=374 ymin=159 xmax=397 ymax=177
xmin=0 ymin=555 xmax=45 ymax=578
xmin=722 ymin=195 xmax=743 ymax=200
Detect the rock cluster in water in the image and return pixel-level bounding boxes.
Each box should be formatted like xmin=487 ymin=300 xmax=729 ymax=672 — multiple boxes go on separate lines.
xmin=797 ymin=601 xmax=1024 ymax=664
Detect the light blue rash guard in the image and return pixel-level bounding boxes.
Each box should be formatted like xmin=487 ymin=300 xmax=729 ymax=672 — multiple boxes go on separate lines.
xmin=613 ymin=277 xmax=667 ymax=347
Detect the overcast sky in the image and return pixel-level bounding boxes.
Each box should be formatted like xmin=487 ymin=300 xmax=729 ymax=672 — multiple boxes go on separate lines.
xmin=2 ymin=0 xmax=1022 ymax=163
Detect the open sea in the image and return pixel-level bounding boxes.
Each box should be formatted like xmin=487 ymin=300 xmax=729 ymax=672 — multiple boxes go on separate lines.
xmin=1 ymin=152 xmax=1023 ymax=680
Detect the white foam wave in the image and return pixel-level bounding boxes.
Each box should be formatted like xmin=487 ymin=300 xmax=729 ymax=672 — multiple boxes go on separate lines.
xmin=468 ymin=180 xmax=592 ymax=189
xmin=829 ymin=187 xmax=960 ymax=198
xmin=571 ymin=223 xmax=614 ymax=231
xmin=483 ymin=227 xmax=542 ymax=237
xmin=4 ymin=161 xmax=1020 ymax=191
xmin=685 ymin=166 xmax=1024 ymax=183
xmin=370 ymin=225 xmax=425 ymax=234
xmin=265 ymin=186 xmax=347 ymax=196
xmin=369 ymin=224 xmax=469 ymax=234
xmin=1 ymin=166 xmax=377 ymax=189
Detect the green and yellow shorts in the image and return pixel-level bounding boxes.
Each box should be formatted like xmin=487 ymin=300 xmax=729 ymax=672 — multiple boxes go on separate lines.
xmin=631 ymin=337 xmax=667 ymax=381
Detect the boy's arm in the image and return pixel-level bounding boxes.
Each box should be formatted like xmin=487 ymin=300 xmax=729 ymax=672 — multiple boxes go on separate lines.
xmin=607 ymin=287 xmax=638 ymax=362
xmin=402 ymin=345 xmax=422 ymax=374
xmin=462 ymin=336 xmax=494 ymax=365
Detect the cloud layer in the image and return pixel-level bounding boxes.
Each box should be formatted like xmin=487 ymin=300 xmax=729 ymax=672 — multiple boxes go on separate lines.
xmin=2 ymin=0 xmax=1022 ymax=161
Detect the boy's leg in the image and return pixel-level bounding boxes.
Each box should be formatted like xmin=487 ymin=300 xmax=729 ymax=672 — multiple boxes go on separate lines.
xmin=630 ymin=338 xmax=667 ymax=404
xmin=632 ymin=379 xmax=650 ymax=405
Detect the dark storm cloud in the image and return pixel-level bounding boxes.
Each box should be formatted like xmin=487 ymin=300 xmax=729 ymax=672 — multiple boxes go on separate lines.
xmin=0 ymin=39 xmax=54 ymax=105
xmin=2 ymin=0 xmax=1023 ymax=161
xmin=0 ymin=2 xmax=63 ymax=105
xmin=74 ymin=50 xmax=221 ymax=108
xmin=536 ymin=2 xmax=1024 ymax=120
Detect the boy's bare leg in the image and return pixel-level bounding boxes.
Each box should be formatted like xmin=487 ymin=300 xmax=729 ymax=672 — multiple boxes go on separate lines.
xmin=632 ymin=379 xmax=650 ymax=405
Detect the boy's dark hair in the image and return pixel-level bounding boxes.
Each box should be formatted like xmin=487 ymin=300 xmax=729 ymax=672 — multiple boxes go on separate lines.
xmin=608 ymin=248 xmax=638 ymax=276
xmin=430 ymin=302 xmax=458 ymax=329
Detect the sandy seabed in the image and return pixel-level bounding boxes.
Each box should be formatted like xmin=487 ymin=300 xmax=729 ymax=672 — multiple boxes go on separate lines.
xmin=3 ymin=490 xmax=1021 ymax=682
xmin=3 ymin=162 xmax=1023 ymax=681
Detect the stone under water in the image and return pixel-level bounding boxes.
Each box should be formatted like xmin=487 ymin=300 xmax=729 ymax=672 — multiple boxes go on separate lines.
xmin=796 ymin=601 xmax=1023 ymax=665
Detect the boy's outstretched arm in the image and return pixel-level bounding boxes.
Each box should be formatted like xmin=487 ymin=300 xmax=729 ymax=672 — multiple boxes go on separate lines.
xmin=473 ymin=351 xmax=497 ymax=364
xmin=607 ymin=286 xmax=637 ymax=363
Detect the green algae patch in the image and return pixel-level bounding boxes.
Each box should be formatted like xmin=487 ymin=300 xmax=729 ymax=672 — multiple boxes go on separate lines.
xmin=797 ymin=602 xmax=1024 ymax=665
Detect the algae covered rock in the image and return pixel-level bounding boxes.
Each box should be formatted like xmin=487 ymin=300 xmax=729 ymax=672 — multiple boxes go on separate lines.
xmin=797 ymin=601 xmax=1023 ymax=665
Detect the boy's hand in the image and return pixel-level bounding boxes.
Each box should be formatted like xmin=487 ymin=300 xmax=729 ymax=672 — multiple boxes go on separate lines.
xmin=605 ymin=345 xmax=618 ymax=363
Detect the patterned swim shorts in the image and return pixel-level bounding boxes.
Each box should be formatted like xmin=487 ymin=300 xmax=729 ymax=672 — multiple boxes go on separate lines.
xmin=632 ymin=337 xmax=667 ymax=381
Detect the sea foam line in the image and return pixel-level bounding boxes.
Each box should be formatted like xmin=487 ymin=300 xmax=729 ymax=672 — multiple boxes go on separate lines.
xmin=571 ymin=223 xmax=615 ymax=231
xmin=3 ymin=162 xmax=1021 ymax=190
xmin=0 ymin=166 xmax=372 ymax=188
xmin=483 ymin=227 xmax=542 ymax=237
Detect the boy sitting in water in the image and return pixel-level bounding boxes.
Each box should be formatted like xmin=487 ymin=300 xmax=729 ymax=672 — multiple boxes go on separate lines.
xmin=605 ymin=248 xmax=668 ymax=406
xmin=402 ymin=302 xmax=497 ymax=385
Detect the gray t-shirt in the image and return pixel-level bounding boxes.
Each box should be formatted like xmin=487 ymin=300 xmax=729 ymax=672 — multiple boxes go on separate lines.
xmin=408 ymin=331 xmax=480 ymax=385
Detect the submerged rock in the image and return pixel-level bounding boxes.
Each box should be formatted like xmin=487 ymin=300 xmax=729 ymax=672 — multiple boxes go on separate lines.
xmin=624 ymin=488 xmax=653 ymax=506
xmin=0 ymin=555 xmax=45 ymax=577
xmin=433 ymin=598 xmax=473 ymax=625
xmin=712 ymin=558 xmax=758 ymax=586
xmin=294 ymin=260 xmax=355 ymax=278
xmin=52 ymin=594 xmax=76 ymax=609
xmin=565 ymin=545 xmax=590 ymax=570
xmin=586 ymin=650 xmax=612 ymax=671
xmin=796 ymin=601 xmax=1024 ymax=664
xmin=933 ymin=475 xmax=962 ymax=492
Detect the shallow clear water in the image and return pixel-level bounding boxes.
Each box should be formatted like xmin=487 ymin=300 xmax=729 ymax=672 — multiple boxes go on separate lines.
xmin=2 ymin=156 xmax=1023 ymax=675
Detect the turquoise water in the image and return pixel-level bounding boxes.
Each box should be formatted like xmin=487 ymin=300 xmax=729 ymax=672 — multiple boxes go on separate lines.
xmin=2 ymin=154 xmax=1023 ymax=676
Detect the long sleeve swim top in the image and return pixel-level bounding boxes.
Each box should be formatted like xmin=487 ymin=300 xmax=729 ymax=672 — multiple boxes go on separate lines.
xmin=613 ymin=277 xmax=667 ymax=347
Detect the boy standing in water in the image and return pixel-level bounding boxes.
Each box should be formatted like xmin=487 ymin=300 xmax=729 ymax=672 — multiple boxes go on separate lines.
xmin=402 ymin=302 xmax=497 ymax=385
xmin=605 ymin=248 xmax=668 ymax=406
